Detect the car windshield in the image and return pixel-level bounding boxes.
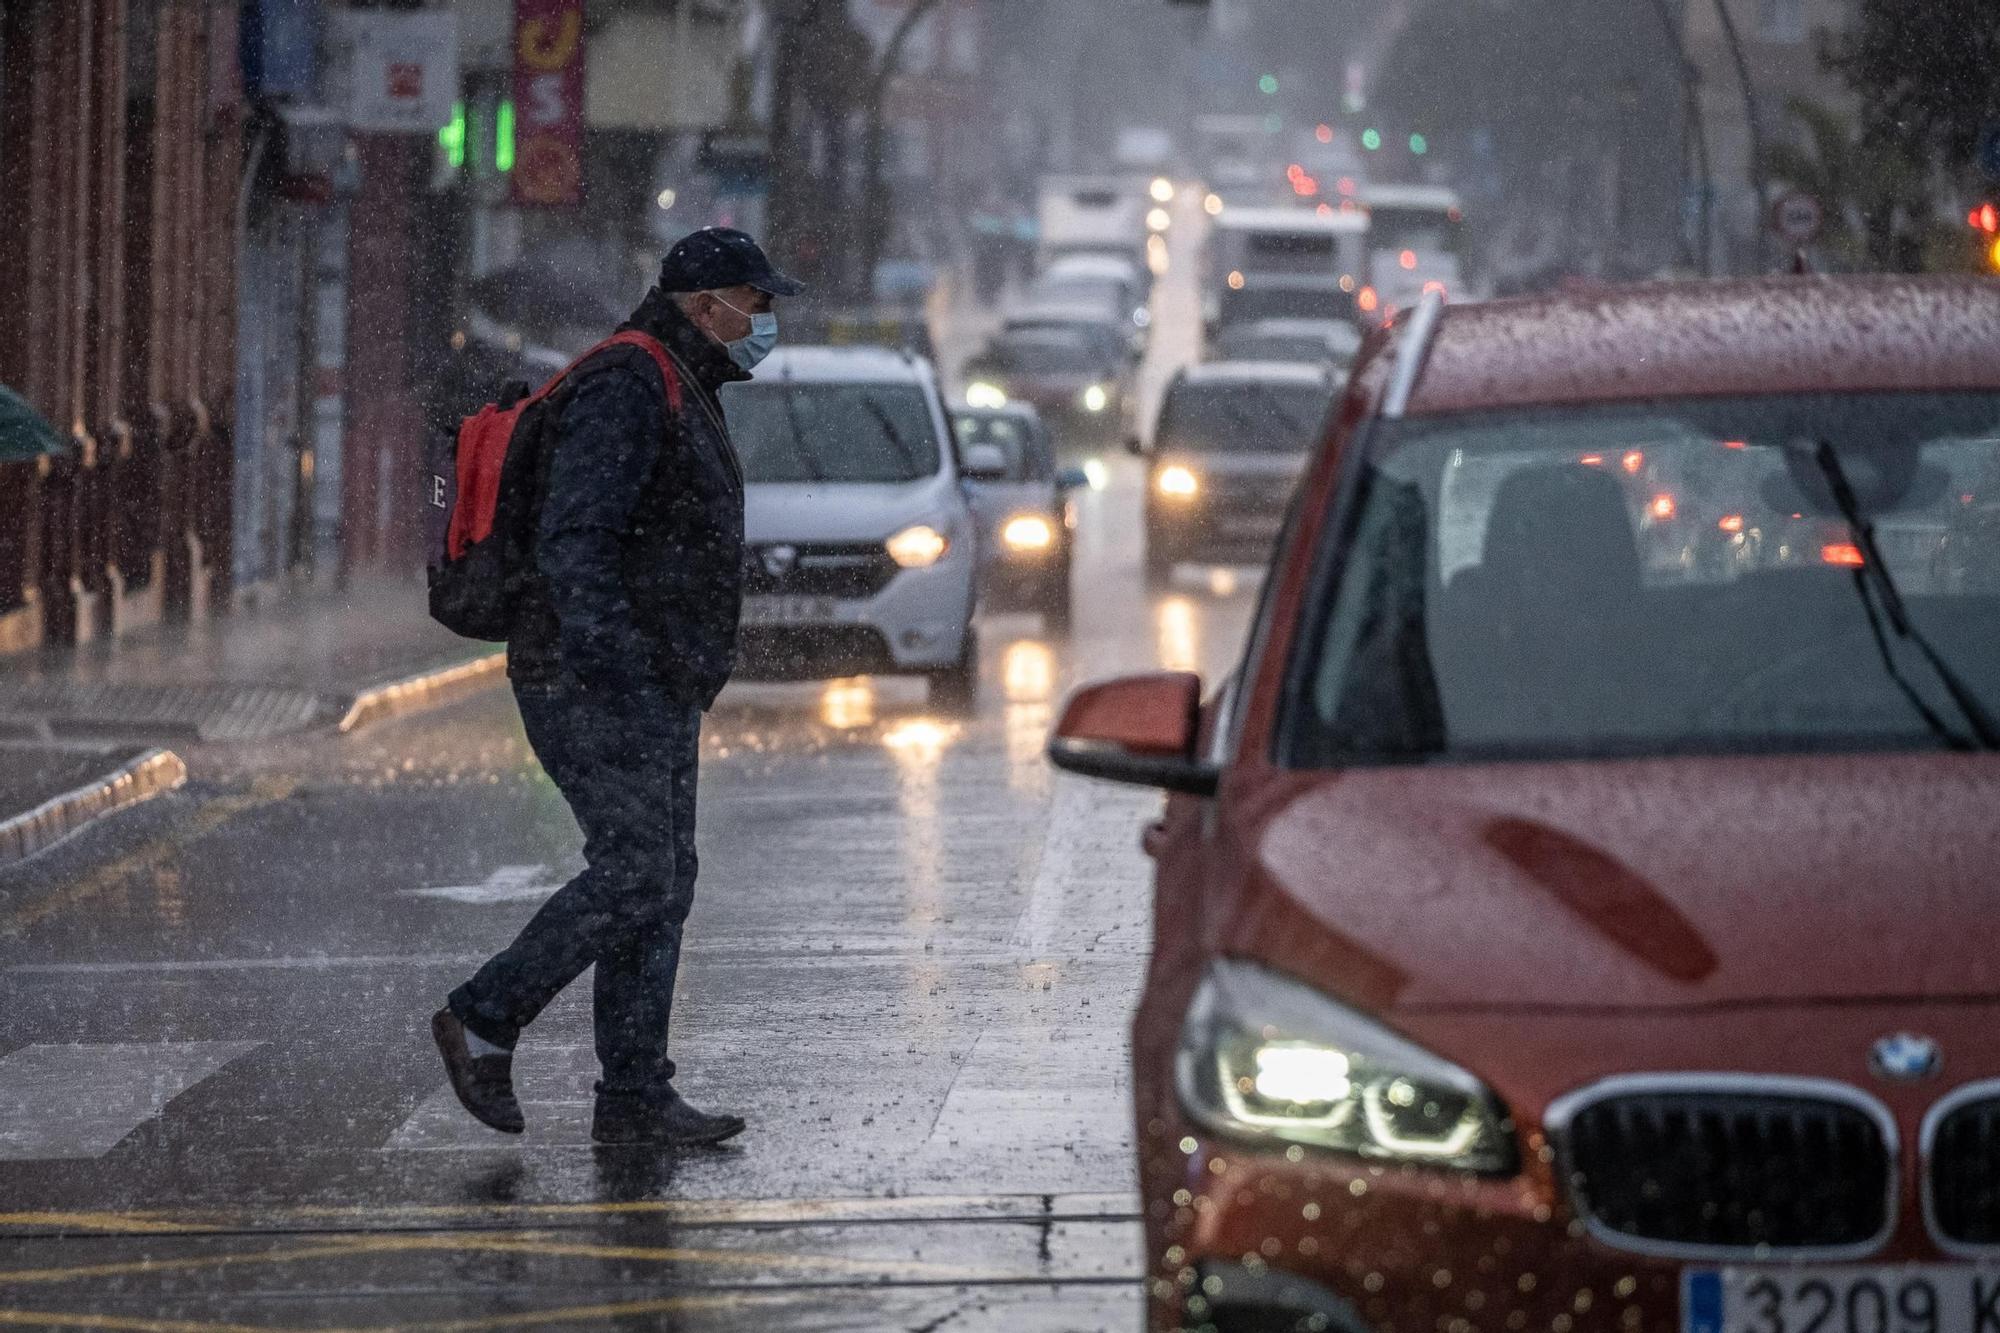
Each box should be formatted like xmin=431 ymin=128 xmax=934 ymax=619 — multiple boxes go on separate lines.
xmin=1213 ymin=331 xmax=1345 ymax=365
xmin=1029 ymin=277 xmax=1129 ymax=311
xmin=1289 ymin=392 xmax=2000 ymax=767
xmin=1367 ymin=207 xmax=1464 ymax=258
xmin=953 ymin=413 xmax=1051 ymax=481
xmin=1219 ymin=284 xmax=1357 ymax=326
xmin=1158 ymin=381 xmax=1333 ymax=453
xmin=725 ymin=383 xmax=941 ymax=484
xmin=984 ymin=330 xmax=1114 ymax=375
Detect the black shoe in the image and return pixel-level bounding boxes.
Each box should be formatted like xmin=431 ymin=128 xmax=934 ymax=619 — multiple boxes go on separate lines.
xmin=592 ymin=1087 xmax=745 ymax=1147
xmin=431 ymin=1008 xmax=525 ymax=1134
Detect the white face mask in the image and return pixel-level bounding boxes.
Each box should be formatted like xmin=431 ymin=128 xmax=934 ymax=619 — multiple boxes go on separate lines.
xmin=714 ymin=295 xmax=779 ymax=371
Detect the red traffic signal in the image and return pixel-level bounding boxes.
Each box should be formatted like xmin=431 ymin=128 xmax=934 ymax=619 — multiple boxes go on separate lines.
xmin=1969 ymin=202 xmax=2000 ymax=234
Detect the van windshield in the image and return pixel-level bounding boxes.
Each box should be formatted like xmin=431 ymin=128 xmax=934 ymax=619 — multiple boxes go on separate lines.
xmin=1157 ymin=381 xmax=1333 ymax=454
xmin=1287 ymin=392 xmax=2000 ymax=767
xmin=725 ymin=384 xmax=941 ymax=485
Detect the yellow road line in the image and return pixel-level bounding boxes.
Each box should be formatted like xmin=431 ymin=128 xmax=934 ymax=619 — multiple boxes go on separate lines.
xmin=0 ymin=1212 xmax=211 ymax=1236
xmin=0 ymin=1312 xmax=275 ymax=1333
xmin=312 ymin=1230 xmax=1012 ymax=1281
xmin=0 ymin=1228 xmax=1006 ymax=1289
xmin=0 ymin=1237 xmax=401 ymax=1287
xmin=397 ymin=1290 xmax=804 ymax=1330
xmin=1 ymin=777 xmax=297 ymax=936
xmin=0 ymin=1192 xmax=1138 ymax=1235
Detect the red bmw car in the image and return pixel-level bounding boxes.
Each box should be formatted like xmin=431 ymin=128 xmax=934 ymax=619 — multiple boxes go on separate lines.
xmin=1052 ymin=277 xmax=2000 ymax=1333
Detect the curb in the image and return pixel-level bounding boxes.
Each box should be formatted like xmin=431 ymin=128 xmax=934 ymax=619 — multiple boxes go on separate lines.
xmin=337 ymin=651 xmax=508 ymax=735
xmin=0 ymin=748 xmax=189 ymax=868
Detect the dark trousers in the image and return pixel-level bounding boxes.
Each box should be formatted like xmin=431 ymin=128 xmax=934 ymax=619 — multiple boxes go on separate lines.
xmin=450 ymin=682 xmax=701 ymax=1097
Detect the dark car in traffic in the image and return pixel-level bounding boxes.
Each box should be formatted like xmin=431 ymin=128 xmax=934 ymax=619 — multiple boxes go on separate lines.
xmin=953 ymin=402 xmax=1089 ymax=631
xmin=1141 ymin=361 xmax=1337 ymax=585
xmin=1050 ymin=276 xmax=2000 ymax=1333
xmin=962 ymin=305 xmax=1136 ymax=451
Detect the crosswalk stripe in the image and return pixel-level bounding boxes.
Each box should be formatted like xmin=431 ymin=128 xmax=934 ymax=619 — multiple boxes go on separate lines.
xmin=0 ymin=1041 xmax=261 ymax=1161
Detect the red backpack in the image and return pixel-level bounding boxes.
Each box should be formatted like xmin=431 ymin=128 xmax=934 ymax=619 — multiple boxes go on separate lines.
xmin=425 ymin=331 xmax=683 ymax=641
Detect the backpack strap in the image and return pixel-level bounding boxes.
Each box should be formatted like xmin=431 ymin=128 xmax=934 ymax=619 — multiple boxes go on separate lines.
xmin=598 ymin=330 xmax=685 ymax=414
xmin=519 ymin=330 xmax=686 ymax=414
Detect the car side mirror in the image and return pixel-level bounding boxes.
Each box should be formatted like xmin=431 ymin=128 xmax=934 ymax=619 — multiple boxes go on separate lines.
xmin=961 ymin=443 xmax=1009 ymax=481
xmin=1048 ymin=671 xmax=1218 ymax=796
xmin=1056 ymin=465 xmax=1090 ymax=491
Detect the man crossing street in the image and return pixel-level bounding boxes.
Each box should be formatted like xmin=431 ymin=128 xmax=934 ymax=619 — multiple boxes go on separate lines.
xmin=431 ymin=228 xmax=802 ymax=1147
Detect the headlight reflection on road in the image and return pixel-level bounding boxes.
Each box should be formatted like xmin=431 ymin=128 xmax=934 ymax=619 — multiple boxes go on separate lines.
xmin=1003 ymin=639 xmax=1055 ymax=703
xmin=819 ymin=677 xmax=876 ymax=731
xmin=882 ymin=718 xmax=957 ymax=767
xmin=1157 ymin=596 xmax=1199 ymax=673
xmin=1003 ymin=639 xmax=1056 ymax=784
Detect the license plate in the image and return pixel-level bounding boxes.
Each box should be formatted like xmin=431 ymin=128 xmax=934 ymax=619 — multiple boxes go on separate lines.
xmin=741 ymin=595 xmax=837 ymax=626
xmin=1685 ymin=1267 xmax=2000 ymax=1333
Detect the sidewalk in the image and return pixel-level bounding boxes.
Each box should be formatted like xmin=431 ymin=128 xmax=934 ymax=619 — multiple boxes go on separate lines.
xmin=0 ymin=577 xmax=504 ymax=861
xmin=0 ymin=575 xmax=504 ymax=745
xmin=0 ymin=746 xmax=186 ymax=867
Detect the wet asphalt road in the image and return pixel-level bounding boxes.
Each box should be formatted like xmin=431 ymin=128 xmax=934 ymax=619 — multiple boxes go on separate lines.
xmin=0 ymin=198 xmax=1262 ymax=1331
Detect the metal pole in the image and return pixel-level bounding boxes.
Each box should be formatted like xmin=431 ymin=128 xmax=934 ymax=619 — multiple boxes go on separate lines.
xmin=1710 ymin=0 xmax=1769 ymax=272
xmin=1643 ymin=0 xmax=1714 ymax=275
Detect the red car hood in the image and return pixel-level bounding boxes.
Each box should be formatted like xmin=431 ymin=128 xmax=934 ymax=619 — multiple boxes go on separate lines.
xmin=1248 ymin=751 xmax=2000 ymax=1013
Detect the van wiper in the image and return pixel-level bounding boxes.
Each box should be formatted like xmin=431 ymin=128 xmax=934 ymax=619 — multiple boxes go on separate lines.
xmin=1811 ymin=440 xmax=2000 ymax=751
xmin=860 ymin=397 xmax=921 ymax=479
xmin=777 ymin=389 xmax=827 ymax=482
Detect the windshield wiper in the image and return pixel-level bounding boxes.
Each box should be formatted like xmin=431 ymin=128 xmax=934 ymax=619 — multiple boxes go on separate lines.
xmin=1811 ymin=440 xmax=2000 ymax=752
xmin=776 ymin=390 xmax=827 ymax=482
xmin=860 ymin=397 xmax=922 ymax=478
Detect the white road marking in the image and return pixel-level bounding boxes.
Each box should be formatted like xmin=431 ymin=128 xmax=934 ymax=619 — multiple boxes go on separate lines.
xmin=0 ymin=1041 xmax=262 ymax=1160
xmin=1009 ymin=776 xmax=1157 ymax=961
xmin=404 ymin=865 xmax=560 ymax=904
xmin=8 ymin=954 xmax=488 ymax=975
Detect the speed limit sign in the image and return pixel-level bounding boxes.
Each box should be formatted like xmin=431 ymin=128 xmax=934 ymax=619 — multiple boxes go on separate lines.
xmin=1772 ymin=192 xmax=1824 ymax=244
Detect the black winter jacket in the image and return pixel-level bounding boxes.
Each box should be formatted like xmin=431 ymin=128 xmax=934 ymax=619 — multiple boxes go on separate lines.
xmin=506 ymin=289 xmax=752 ymax=712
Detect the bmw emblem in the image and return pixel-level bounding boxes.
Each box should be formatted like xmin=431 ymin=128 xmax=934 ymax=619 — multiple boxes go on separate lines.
xmin=1869 ymin=1033 xmax=1942 ymax=1083
xmin=761 ymin=545 xmax=798 ymax=578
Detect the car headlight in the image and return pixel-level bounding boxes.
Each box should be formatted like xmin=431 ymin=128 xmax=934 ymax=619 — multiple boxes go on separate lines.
xmin=1155 ymin=464 xmax=1199 ymax=499
xmin=886 ymin=524 xmax=949 ymax=568
xmin=965 ymin=382 xmax=1008 ymax=410
xmin=1001 ymin=514 xmax=1055 ymax=554
xmin=1081 ymin=384 xmax=1109 ymax=414
xmin=1175 ymin=959 xmax=1517 ymax=1173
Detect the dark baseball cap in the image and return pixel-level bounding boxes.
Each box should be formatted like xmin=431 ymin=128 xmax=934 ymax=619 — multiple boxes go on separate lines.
xmin=658 ymin=227 xmax=806 ymax=298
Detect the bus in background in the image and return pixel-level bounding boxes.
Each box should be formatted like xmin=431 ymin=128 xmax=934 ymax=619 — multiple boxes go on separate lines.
xmin=1360 ymin=183 xmax=1468 ymax=325
xmin=1201 ymin=207 xmax=1370 ymax=339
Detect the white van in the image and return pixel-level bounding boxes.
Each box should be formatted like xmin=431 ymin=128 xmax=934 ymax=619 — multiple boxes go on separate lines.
xmin=720 ymin=347 xmax=984 ymax=710
xmin=1203 ymin=206 xmax=1369 ymax=333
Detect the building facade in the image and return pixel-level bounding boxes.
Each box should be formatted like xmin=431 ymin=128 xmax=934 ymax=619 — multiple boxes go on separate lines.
xmin=0 ymin=0 xmax=244 ymax=653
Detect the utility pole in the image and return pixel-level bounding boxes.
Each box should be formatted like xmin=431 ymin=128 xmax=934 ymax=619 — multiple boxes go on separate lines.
xmin=1711 ymin=0 xmax=1770 ymax=272
xmin=1643 ymin=0 xmax=1715 ymax=274
xmin=857 ymin=0 xmax=949 ymax=300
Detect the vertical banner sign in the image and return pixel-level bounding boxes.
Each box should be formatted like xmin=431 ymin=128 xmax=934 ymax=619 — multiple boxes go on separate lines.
xmin=512 ymin=0 xmax=585 ymax=206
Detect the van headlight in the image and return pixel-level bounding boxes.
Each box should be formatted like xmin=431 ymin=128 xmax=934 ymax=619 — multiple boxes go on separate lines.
xmin=886 ymin=524 xmax=949 ymax=568
xmin=1001 ymin=514 xmax=1056 ymax=554
xmin=1155 ymin=464 xmax=1200 ymax=499
xmin=1175 ymin=960 xmax=1517 ymax=1174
